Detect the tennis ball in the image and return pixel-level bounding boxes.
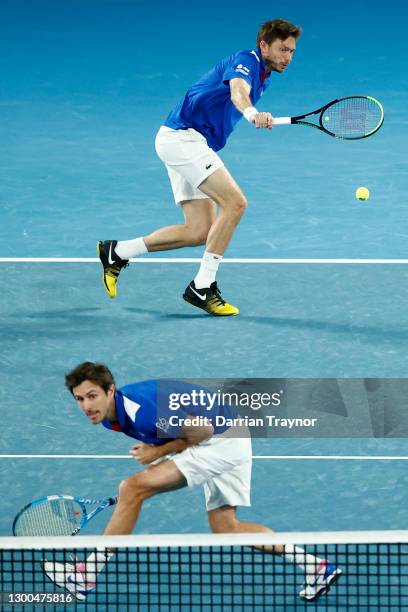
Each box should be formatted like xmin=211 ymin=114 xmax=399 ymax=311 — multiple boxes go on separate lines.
xmin=356 ymin=186 xmax=370 ymax=201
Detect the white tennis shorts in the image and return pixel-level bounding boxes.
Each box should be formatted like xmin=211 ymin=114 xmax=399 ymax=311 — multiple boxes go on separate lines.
xmin=172 ymin=434 xmax=252 ymax=511
xmin=155 ymin=126 xmax=224 ymax=204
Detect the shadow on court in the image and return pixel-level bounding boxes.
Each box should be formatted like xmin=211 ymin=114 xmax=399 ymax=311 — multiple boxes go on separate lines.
xmin=2 ymin=263 xmax=408 ymax=378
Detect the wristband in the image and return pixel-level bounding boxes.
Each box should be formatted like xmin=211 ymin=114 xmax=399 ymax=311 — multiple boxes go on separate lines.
xmin=243 ymin=106 xmax=258 ymax=122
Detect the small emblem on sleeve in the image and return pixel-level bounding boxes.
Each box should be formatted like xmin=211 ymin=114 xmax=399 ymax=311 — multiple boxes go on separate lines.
xmin=156 ymin=417 xmax=170 ymax=433
xmin=235 ymin=63 xmax=250 ymax=76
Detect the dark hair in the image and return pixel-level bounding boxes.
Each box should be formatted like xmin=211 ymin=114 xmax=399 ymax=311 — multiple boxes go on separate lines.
xmin=256 ymin=19 xmax=302 ymax=47
xmin=65 ymin=362 xmax=115 ymax=394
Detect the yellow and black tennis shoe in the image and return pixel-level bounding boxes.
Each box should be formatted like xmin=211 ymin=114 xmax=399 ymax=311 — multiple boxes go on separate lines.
xmin=97 ymin=240 xmax=129 ymax=298
xmin=183 ymin=281 xmax=239 ymax=316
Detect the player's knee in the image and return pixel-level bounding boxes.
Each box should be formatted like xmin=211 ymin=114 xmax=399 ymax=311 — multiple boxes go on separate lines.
xmin=238 ymin=194 xmax=248 ymax=213
xmin=118 ymin=478 xmax=137 ymax=501
xmin=225 ymin=194 xmax=248 ymax=220
xmin=118 ymin=475 xmax=150 ymax=502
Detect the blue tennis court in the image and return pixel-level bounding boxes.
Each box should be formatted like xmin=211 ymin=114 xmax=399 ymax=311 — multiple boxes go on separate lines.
xmin=1 ymin=0 xmax=408 ymax=566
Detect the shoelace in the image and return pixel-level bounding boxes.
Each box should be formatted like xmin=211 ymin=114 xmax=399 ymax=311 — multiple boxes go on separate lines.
xmin=108 ymin=261 xmax=129 ymax=276
xmin=210 ymin=283 xmax=226 ymax=306
xmin=113 ymin=260 xmax=129 ymax=271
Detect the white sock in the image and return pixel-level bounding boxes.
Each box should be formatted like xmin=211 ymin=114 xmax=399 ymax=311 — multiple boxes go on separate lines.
xmin=115 ymin=237 xmax=148 ymax=260
xmin=83 ymin=550 xmax=115 ymax=583
xmin=194 ymin=251 xmax=223 ymax=289
xmin=283 ymin=545 xmax=323 ymax=578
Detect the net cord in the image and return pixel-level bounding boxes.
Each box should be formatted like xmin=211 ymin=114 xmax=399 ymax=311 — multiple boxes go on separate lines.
xmin=2 ymin=530 xmax=408 ymax=550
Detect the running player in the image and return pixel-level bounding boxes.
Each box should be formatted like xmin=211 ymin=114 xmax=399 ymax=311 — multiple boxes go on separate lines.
xmin=97 ymin=19 xmax=301 ymax=316
xmin=43 ymin=362 xmax=341 ymax=601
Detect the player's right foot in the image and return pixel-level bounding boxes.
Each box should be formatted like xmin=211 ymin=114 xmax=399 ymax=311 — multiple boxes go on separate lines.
xmin=298 ymin=559 xmax=342 ymax=601
xmin=97 ymin=240 xmax=129 ymax=298
xmin=183 ymin=281 xmax=239 ymax=316
xmin=42 ymin=560 xmax=96 ymax=601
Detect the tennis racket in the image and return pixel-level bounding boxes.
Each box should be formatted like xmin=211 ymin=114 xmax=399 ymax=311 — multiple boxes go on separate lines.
xmin=272 ymin=96 xmax=384 ymax=139
xmin=12 ymin=495 xmax=117 ymax=537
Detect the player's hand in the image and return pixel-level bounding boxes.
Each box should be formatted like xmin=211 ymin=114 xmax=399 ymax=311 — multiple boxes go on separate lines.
xmin=130 ymin=443 xmax=161 ymax=465
xmin=253 ymin=112 xmax=273 ymax=129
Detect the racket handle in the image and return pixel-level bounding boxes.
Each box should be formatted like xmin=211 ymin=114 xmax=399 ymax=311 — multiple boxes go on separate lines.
xmin=272 ymin=116 xmax=292 ymax=125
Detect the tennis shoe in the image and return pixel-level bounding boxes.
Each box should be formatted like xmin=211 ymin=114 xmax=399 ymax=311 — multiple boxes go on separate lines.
xmin=298 ymin=559 xmax=342 ymax=601
xmin=42 ymin=560 xmax=96 ymax=601
xmin=97 ymin=240 xmax=129 ymax=298
xmin=183 ymin=281 xmax=239 ymax=316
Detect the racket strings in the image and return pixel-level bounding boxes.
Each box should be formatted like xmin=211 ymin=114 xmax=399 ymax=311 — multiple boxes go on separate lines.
xmin=14 ymin=499 xmax=83 ymax=536
xmin=322 ymin=97 xmax=383 ymax=138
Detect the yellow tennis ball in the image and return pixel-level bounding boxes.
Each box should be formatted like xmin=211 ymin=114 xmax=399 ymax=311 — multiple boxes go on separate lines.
xmin=356 ymin=186 xmax=370 ymax=201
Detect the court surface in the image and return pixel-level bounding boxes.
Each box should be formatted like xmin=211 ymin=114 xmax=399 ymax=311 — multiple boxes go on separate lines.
xmin=1 ymin=0 xmax=408 ymax=546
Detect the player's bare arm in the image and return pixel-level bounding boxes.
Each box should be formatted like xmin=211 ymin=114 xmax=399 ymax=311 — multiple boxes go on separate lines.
xmin=229 ymin=78 xmax=273 ymax=129
xmin=130 ymin=418 xmax=214 ymax=464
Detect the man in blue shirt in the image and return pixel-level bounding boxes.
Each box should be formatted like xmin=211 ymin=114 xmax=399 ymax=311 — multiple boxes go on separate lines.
xmin=97 ymin=19 xmax=301 ymax=315
xmin=43 ymin=362 xmax=341 ymax=602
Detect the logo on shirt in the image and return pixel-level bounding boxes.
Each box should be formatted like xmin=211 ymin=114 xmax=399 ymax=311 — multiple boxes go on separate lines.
xmin=235 ymin=63 xmax=250 ymax=76
xmin=156 ymin=417 xmax=170 ymax=433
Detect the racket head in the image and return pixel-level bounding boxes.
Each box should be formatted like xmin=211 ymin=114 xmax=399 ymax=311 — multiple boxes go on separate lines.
xmin=319 ymin=96 xmax=384 ymax=139
xmin=12 ymin=495 xmax=87 ymax=536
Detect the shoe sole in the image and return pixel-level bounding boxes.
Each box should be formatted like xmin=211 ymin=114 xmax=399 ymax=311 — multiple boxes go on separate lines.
xmin=183 ymin=294 xmax=239 ymax=316
xmin=97 ymin=242 xmax=116 ymax=299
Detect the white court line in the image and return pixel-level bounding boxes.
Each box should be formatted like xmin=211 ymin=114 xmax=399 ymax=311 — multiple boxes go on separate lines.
xmin=1 ymin=454 xmax=408 ymax=460
xmin=1 ymin=257 xmax=408 ymax=264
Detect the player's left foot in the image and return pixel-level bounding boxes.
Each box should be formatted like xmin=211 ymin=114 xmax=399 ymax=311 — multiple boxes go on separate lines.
xmin=298 ymin=559 xmax=342 ymax=601
xmin=42 ymin=560 xmax=96 ymax=601
xmin=97 ymin=240 xmax=129 ymax=298
xmin=183 ymin=281 xmax=239 ymax=316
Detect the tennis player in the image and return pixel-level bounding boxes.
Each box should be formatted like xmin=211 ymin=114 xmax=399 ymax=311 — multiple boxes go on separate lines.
xmin=43 ymin=362 xmax=341 ymax=601
xmin=97 ymin=19 xmax=301 ymax=316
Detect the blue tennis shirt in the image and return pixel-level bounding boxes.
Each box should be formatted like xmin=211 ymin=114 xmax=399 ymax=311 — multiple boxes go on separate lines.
xmin=102 ymin=380 xmax=236 ymax=445
xmin=164 ymin=49 xmax=271 ymax=151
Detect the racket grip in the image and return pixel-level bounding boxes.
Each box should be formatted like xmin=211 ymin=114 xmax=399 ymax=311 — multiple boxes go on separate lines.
xmin=272 ymin=116 xmax=291 ymax=125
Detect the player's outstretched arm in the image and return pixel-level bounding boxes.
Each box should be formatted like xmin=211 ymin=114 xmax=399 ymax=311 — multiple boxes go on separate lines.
xmin=229 ymin=78 xmax=273 ymax=129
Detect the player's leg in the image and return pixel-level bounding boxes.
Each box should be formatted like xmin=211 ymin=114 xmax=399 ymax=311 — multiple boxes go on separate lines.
xmin=202 ymin=439 xmax=272 ymax=542
xmin=208 ymin=505 xmax=276 ymax=541
xmin=207 ymin=504 xmax=341 ymax=600
xmin=182 ymin=165 xmax=246 ymax=315
xmin=98 ymin=126 xmax=246 ymax=314
xmin=104 ymin=459 xmax=188 ymax=536
xmin=155 ymin=125 xmax=247 ymax=315
xmin=207 ymin=505 xmax=340 ymax=600
xmin=143 ymin=198 xmax=216 ymax=251
xmin=204 ymin=434 xmax=341 ymax=601
xmin=195 ymin=165 xmax=247 ymax=257
xmin=43 ymin=460 xmax=188 ymax=600
xmin=97 ymin=126 xmax=220 ymax=299
xmin=97 ymin=199 xmax=215 ymax=298
xmin=114 ymin=198 xmax=216 ymax=255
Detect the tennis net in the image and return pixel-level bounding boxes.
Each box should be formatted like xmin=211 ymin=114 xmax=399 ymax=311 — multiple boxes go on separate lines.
xmin=1 ymin=531 xmax=407 ymax=611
